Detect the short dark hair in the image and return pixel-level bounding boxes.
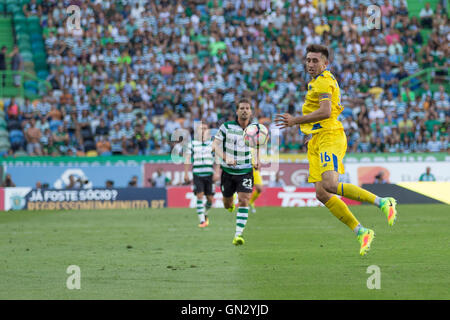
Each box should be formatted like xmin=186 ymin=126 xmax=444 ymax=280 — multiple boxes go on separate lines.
xmin=306 ymin=44 xmax=329 ymax=60
xmin=237 ymin=98 xmax=252 ymax=107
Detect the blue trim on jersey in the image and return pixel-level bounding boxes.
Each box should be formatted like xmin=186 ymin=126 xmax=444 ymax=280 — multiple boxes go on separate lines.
xmin=312 ymin=123 xmax=322 ymax=130
xmin=332 ymin=154 xmax=338 ymax=172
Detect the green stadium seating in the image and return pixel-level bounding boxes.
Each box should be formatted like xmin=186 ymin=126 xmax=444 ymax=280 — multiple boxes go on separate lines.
xmin=16 ymin=32 xmax=29 ymax=42
xmin=37 ymin=70 xmax=48 ymax=80
xmin=0 ymin=119 xmax=7 ymax=130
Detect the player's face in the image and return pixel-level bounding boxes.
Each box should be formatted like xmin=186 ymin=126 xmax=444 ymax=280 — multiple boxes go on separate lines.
xmin=237 ymin=103 xmax=252 ymax=121
xmin=306 ymin=52 xmax=328 ymax=77
xmin=195 ymin=124 xmax=210 ymax=141
xmin=201 ymin=124 xmax=210 ymax=141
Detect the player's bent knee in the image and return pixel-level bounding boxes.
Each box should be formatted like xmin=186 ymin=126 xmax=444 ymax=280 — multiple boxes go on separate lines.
xmin=322 ymin=180 xmax=338 ymax=194
xmin=316 ymin=192 xmax=330 ymax=204
xmin=315 ymin=186 xmax=332 ymax=204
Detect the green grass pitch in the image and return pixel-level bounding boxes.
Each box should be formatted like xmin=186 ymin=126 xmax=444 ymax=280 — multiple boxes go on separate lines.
xmin=0 ymin=204 xmax=448 ymax=300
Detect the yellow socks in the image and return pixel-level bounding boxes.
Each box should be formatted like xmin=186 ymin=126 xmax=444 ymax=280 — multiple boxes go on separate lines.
xmin=249 ymin=190 xmax=261 ymax=205
xmin=324 ymin=196 xmax=360 ymax=230
xmin=337 ymin=183 xmax=377 ymax=205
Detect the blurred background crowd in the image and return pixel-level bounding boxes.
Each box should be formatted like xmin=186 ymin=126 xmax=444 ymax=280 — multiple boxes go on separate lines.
xmin=1 ymin=0 xmax=449 ymax=157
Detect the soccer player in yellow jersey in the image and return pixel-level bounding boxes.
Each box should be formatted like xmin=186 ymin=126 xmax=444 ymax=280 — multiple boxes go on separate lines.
xmin=249 ymin=168 xmax=263 ymax=213
xmin=249 ymin=148 xmax=263 ymax=213
xmin=275 ymin=44 xmax=398 ymax=256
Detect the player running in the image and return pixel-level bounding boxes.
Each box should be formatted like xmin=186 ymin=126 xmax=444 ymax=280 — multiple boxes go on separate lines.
xmin=275 ymin=44 xmax=398 ymax=256
xmin=184 ymin=122 xmax=216 ymax=228
xmin=213 ymin=99 xmax=260 ymax=245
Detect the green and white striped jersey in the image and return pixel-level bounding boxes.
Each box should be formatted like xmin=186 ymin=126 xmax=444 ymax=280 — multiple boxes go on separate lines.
xmin=185 ymin=139 xmax=215 ymax=176
xmin=215 ymin=120 xmax=253 ymax=175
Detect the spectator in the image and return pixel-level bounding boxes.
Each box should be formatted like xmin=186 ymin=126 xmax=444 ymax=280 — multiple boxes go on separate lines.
xmin=8 ymin=45 xmax=22 ymax=87
xmin=368 ymin=105 xmax=385 ymax=121
xmin=419 ymin=167 xmax=436 ymax=181
xmin=374 ymin=171 xmax=388 ymax=184
xmin=419 ymin=2 xmax=434 ymax=28
xmin=52 ymin=125 xmax=69 ymax=155
xmin=426 ymin=134 xmax=442 ymax=152
xmin=121 ymin=135 xmax=138 ymax=155
xmin=128 ymin=175 xmax=138 ymax=187
xmin=22 ymin=0 xmax=42 ymax=17
xmin=105 ymin=180 xmax=114 ymax=189
xmin=151 ymin=168 xmax=170 ymax=188
xmin=0 ymin=46 xmax=6 ymax=87
xmin=1 ymin=174 xmax=16 ymax=187
xmin=65 ymin=175 xmax=77 ymax=189
xmin=25 ymin=118 xmax=43 ymax=156
xmin=95 ymin=119 xmax=109 ymax=137
xmin=109 ymin=123 xmax=124 ymax=155
xmin=96 ymin=135 xmax=112 ymax=156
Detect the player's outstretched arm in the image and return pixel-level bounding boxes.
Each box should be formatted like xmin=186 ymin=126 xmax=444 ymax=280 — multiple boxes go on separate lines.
xmin=275 ymin=95 xmax=332 ymax=128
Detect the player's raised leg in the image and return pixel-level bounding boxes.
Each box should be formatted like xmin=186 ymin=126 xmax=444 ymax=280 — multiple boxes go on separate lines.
xmin=318 ymin=171 xmax=375 ymax=256
xmin=334 ymin=182 xmax=397 ymax=226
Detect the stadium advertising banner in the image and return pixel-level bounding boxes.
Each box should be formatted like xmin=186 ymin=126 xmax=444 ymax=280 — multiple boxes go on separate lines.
xmin=4 ymin=166 xmax=142 ymax=189
xmin=167 ymin=186 xmax=360 ymax=208
xmin=345 ymin=162 xmax=450 ymax=185
xmin=0 ymin=187 xmax=167 ymax=211
xmin=145 ymin=163 xmax=311 ymax=187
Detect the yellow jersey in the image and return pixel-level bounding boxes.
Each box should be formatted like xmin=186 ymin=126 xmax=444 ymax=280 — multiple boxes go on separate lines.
xmin=300 ymin=70 xmax=344 ymax=135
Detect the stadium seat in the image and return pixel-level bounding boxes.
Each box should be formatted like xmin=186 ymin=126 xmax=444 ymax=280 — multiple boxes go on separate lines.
xmin=30 ymin=33 xmax=41 ymax=42
xmin=86 ymin=150 xmax=98 ymax=157
xmin=20 ymin=51 xmax=33 ymax=62
xmin=31 ymin=41 xmax=44 ymax=51
xmin=16 ymin=33 xmax=30 ymax=42
xmin=0 ymin=127 xmax=9 ymax=136
xmin=37 ymin=70 xmax=48 ymax=80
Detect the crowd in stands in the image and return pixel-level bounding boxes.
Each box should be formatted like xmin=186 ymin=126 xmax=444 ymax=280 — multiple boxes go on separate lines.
xmin=1 ymin=0 xmax=449 ymax=157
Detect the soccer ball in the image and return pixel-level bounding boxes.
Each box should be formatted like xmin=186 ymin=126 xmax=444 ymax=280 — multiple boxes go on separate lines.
xmin=244 ymin=123 xmax=269 ymax=148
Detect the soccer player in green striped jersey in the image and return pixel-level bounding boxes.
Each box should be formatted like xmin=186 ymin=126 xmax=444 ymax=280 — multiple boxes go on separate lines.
xmin=184 ymin=122 xmax=217 ymax=228
xmin=213 ymin=99 xmax=261 ymax=245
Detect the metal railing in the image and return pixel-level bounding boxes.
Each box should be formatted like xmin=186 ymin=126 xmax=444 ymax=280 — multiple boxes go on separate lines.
xmin=0 ymin=70 xmax=52 ymax=99
xmin=398 ymin=67 xmax=449 ymax=93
